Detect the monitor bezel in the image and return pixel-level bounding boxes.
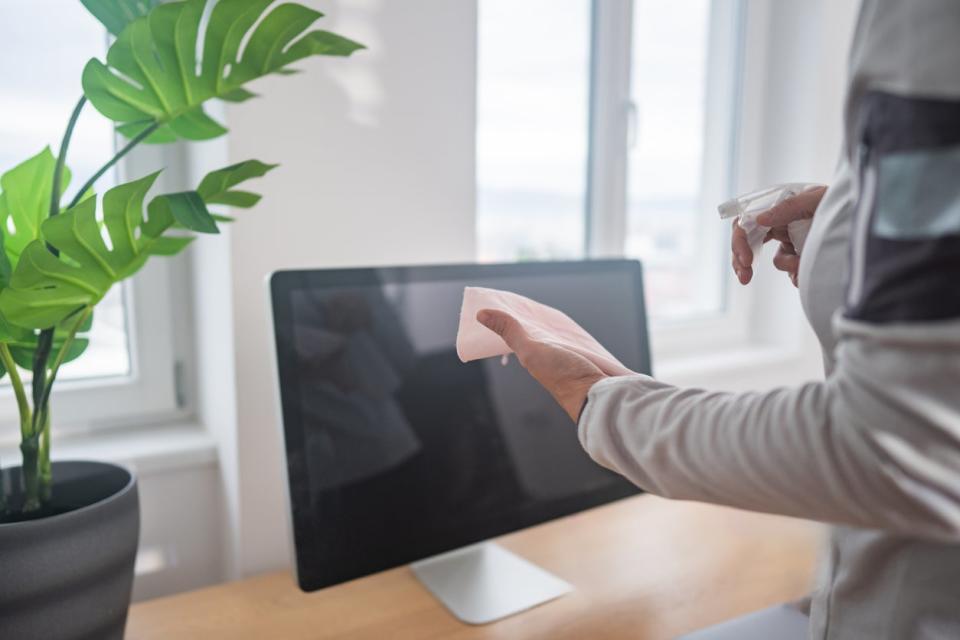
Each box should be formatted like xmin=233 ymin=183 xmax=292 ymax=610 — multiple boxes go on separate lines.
xmin=269 ymin=259 xmax=650 ymax=592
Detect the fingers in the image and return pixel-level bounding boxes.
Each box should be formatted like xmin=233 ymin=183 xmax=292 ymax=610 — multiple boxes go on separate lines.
xmin=731 ymin=219 xmax=753 ymax=285
xmin=765 ymin=226 xmax=791 ymax=244
xmin=773 ymin=242 xmax=800 ymax=287
xmin=476 ymin=309 xmax=531 ymax=358
xmin=756 ymin=185 xmax=827 ymax=228
xmin=732 ymin=256 xmax=752 ymax=285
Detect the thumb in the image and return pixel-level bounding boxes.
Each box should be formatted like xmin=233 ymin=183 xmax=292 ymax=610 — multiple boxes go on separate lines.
xmin=476 ymin=309 xmax=530 ymax=355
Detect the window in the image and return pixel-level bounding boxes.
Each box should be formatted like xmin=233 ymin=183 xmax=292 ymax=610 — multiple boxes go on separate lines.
xmin=477 ymin=0 xmax=744 ymax=323
xmin=0 ymin=1 xmax=129 ymax=381
xmin=0 ymin=1 xmax=184 ymax=434
xmin=476 ymin=0 xmax=592 ymax=262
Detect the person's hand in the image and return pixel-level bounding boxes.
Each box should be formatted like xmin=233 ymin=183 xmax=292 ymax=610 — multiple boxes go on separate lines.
xmin=476 ymin=309 xmax=606 ymax=423
xmin=731 ymin=186 xmax=827 ymax=287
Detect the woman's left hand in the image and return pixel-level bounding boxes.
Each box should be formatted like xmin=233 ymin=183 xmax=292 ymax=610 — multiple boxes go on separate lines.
xmin=476 ymin=309 xmax=607 ymax=423
xmin=732 ymin=185 xmax=827 ymax=287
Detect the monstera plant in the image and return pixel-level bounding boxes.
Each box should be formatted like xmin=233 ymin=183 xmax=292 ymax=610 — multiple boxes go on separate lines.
xmin=0 ymin=1 xmax=361 ymax=636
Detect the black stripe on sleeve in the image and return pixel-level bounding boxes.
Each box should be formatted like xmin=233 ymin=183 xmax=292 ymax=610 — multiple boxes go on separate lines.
xmin=846 ymin=92 xmax=960 ymax=323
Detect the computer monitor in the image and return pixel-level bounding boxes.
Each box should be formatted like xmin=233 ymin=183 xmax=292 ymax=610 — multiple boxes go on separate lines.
xmin=269 ymin=260 xmax=651 ymax=623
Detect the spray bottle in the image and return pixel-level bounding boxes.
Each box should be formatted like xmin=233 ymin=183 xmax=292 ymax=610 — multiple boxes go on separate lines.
xmin=718 ymin=183 xmax=824 ymax=266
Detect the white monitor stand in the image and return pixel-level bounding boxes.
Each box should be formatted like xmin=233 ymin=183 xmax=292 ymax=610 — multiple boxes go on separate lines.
xmin=410 ymin=542 xmax=573 ymax=625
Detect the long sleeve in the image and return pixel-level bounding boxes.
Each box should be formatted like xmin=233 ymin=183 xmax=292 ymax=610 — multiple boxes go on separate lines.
xmin=578 ymin=317 xmax=960 ymax=542
xmin=579 ymin=66 xmax=960 ymax=542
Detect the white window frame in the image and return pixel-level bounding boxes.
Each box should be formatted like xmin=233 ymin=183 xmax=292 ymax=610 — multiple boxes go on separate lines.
xmin=0 ymin=141 xmax=192 ymax=442
xmin=587 ymin=0 xmax=753 ymax=364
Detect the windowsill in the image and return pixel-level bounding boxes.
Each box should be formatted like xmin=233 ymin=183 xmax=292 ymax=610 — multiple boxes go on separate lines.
xmin=0 ymin=423 xmax=218 ymax=477
xmin=654 ymin=343 xmax=819 ymax=388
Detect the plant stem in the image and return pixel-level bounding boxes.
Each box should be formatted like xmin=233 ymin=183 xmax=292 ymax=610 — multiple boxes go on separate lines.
xmin=31 ymin=96 xmax=87 ymax=428
xmin=36 ymin=306 xmax=92 ymax=420
xmin=38 ymin=410 xmax=52 ymax=503
xmin=20 ymin=436 xmax=40 ymax=513
xmin=0 ymin=344 xmax=32 ymax=441
xmin=25 ymin=307 xmax=90 ymax=510
xmin=49 ymin=97 xmax=87 ymax=231
xmin=66 ymin=121 xmax=160 ymax=211
xmin=31 ymin=330 xmax=52 ymax=420
xmin=23 ymin=104 xmax=158 ymax=509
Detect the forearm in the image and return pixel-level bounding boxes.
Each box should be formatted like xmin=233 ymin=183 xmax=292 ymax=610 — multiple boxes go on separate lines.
xmin=578 ymin=374 xmax=845 ymax=521
xmin=578 ymin=325 xmax=960 ymax=542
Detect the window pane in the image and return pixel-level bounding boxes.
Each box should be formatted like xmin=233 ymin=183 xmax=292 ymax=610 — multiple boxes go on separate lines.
xmin=476 ymin=0 xmax=591 ymax=262
xmin=60 ymin=286 xmax=130 ymax=381
xmin=626 ymin=0 xmax=732 ymax=320
xmin=0 ymin=1 xmax=131 ymax=380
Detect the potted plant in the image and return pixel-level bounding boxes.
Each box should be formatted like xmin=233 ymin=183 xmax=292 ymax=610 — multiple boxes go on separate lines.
xmin=0 ymin=1 xmax=362 ymax=637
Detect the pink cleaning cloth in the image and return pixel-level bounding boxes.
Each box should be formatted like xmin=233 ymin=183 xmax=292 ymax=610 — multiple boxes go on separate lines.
xmin=455 ymin=286 xmax=634 ymax=376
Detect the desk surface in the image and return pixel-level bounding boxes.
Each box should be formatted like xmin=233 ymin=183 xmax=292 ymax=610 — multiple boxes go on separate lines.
xmin=127 ymin=496 xmax=822 ymax=639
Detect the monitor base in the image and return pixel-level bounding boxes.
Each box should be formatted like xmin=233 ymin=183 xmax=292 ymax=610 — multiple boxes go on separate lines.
xmin=411 ymin=542 xmax=573 ymax=625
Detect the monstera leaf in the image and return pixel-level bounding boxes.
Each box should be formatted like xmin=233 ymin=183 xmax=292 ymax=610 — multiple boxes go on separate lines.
xmin=82 ymin=0 xmax=364 ymax=143
xmin=7 ymin=313 xmax=94 ymax=371
xmin=80 ymin=0 xmax=161 ymax=35
xmin=0 ymin=160 xmax=275 ymax=329
xmin=0 ymin=149 xmax=80 ymax=377
xmin=0 ymin=313 xmax=31 ymax=380
xmin=0 ymin=148 xmax=72 ymax=266
xmin=0 ymin=220 xmax=11 ymax=292
xmin=198 ymin=159 xmax=277 ymax=208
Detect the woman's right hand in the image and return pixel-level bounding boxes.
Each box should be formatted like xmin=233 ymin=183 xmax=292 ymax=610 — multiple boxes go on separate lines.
xmin=731 ymin=185 xmax=827 ymax=287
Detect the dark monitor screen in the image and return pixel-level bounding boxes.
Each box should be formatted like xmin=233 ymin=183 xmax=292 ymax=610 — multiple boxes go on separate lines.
xmin=269 ymin=260 xmax=651 ymax=591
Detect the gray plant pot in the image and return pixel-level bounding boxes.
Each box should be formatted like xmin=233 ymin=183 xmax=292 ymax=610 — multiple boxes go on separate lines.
xmin=0 ymin=460 xmax=139 ymax=640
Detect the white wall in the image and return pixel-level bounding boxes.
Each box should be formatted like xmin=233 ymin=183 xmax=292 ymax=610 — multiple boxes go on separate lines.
xmin=747 ymin=0 xmax=861 ymax=356
xmin=147 ymin=0 xmax=862 ymax=593
xmin=132 ymin=460 xmax=223 ymax=601
xmin=223 ymin=0 xmax=478 ymax=574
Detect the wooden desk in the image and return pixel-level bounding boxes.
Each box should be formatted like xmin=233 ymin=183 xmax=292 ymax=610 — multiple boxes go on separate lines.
xmin=127 ymin=496 xmax=822 ymax=639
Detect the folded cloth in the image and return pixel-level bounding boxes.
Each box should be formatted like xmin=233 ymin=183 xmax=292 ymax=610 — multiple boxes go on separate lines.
xmin=455 ymin=286 xmax=634 ymax=376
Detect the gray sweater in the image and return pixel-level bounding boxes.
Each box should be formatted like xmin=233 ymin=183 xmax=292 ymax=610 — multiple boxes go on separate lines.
xmin=578 ymin=1 xmax=960 ymax=637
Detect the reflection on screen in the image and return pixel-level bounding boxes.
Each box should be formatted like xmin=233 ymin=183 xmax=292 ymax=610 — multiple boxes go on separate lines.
xmin=284 ymin=269 xmax=645 ymax=588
